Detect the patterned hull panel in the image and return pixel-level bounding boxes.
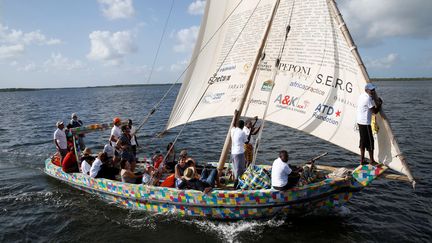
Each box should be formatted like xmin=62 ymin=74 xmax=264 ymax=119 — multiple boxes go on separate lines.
xmin=44 ymin=159 xmax=360 ymax=219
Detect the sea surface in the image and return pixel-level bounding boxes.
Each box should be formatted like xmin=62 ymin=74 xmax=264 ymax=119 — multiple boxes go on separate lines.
xmin=0 ymin=81 xmax=431 ymax=242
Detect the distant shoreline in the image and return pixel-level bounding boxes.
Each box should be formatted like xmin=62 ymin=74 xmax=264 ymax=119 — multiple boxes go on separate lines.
xmin=1 ymin=78 xmax=431 ymax=92
xmin=374 ymin=77 xmax=432 ymax=81
xmin=0 ymin=83 xmax=177 ymax=92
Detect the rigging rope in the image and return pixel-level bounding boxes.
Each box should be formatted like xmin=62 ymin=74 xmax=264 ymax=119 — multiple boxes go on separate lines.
xmin=161 ymin=0 xmax=265 ymax=163
xmin=145 ymin=0 xmax=175 ymax=85
xmin=135 ymin=0 xmax=246 ymax=134
xmin=252 ymin=0 xmax=296 ymax=166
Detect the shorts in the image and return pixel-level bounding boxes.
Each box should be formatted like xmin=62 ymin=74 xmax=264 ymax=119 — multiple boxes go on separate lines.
xmin=358 ymin=124 xmax=374 ymax=151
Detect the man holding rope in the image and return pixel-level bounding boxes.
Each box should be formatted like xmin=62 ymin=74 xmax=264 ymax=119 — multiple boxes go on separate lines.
xmin=357 ymin=83 xmax=382 ymax=165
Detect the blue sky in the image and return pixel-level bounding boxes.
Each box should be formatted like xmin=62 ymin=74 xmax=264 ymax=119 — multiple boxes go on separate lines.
xmin=0 ymin=0 xmax=431 ymax=88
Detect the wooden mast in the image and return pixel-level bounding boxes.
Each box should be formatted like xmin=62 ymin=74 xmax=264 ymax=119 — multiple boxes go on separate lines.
xmin=217 ymin=0 xmax=281 ymax=172
xmin=327 ymin=0 xmax=415 ymax=186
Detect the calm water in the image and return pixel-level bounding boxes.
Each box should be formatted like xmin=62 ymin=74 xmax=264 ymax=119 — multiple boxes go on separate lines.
xmin=0 ymin=81 xmax=431 ymax=242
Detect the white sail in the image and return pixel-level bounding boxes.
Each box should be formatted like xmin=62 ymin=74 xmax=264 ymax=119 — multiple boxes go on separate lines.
xmin=166 ymin=0 xmax=413 ymax=180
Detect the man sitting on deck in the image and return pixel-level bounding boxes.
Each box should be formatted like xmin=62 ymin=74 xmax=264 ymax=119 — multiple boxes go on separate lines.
xmin=177 ymin=167 xmax=217 ymax=194
xmin=271 ymin=150 xmax=301 ymax=191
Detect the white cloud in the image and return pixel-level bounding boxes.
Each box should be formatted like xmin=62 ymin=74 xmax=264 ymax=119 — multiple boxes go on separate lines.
xmin=366 ymin=53 xmax=399 ymax=69
xmin=43 ymin=53 xmax=84 ymax=71
xmin=87 ymin=30 xmax=137 ymax=65
xmin=339 ymin=0 xmax=432 ymax=46
xmin=0 ymin=44 xmax=24 ymax=59
xmin=173 ymin=26 xmax=199 ymax=53
xmin=170 ymin=59 xmax=189 ymax=72
xmin=17 ymin=62 xmax=37 ymax=72
xmin=98 ymin=0 xmax=135 ymax=20
xmin=188 ymin=0 xmax=206 ymax=15
xmin=0 ymin=23 xmax=61 ymax=46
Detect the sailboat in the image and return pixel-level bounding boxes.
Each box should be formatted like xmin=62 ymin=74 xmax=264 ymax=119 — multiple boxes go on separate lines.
xmin=44 ymin=0 xmax=415 ymax=219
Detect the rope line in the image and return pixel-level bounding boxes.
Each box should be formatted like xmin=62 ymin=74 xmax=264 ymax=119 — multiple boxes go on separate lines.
xmin=161 ymin=0 xmax=265 ymax=162
xmin=135 ymin=0 xmax=246 ymax=134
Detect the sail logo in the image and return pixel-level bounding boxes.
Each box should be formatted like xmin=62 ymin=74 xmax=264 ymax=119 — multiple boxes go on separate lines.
xmin=261 ymin=80 xmax=274 ymax=92
xmin=312 ymin=103 xmax=342 ymax=126
xmin=289 ymin=81 xmax=325 ymax=96
xmin=208 ymin=75 xmax=231 ymax=85
xmin=279 ymin=63 xmax=311 ymax=76
xmin=202 ymin=92 xmax=225 ymax=104
xmin=219 ymin=64 xmax=236 ymax=73
xmin=258 ymin=61 xmax=272 ymax=72
xmin=315 ymin=74 xmax=353 ymax=94
xmin=274 ymin=94 xmax=309 ymax=114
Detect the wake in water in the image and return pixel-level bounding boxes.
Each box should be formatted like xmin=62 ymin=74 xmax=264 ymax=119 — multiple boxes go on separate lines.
xmin=183 ymin=218 xmax=285 ymax=243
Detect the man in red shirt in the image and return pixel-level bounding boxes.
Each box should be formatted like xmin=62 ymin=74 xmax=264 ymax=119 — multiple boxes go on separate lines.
xmin=62 ymin=149 xmax=79 ymax=173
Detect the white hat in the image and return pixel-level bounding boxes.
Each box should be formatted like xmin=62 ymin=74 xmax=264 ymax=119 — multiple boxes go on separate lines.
xmin=71 ymin=113 xmax=77 ymax=118
xmin=365 ymin=83 xmax=376 ymax=91
xmin=56 ymin=121 xmax=64 ymax=127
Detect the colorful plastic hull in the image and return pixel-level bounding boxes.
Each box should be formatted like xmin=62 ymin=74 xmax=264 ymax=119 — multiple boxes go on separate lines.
xmin=44 ymin=159 xmax=381 ymax=219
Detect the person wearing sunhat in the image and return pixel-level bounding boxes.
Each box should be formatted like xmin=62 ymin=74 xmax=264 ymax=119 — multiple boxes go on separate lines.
xmin=69 ymin=113 xmax=85 ymax=150
xmin=356 ymin=83 xmax=383 ymax=165
xmin=177 ymin=167 xmax=217 ymax=194
xmin=53 ymin=121 xmax=68 ymax=163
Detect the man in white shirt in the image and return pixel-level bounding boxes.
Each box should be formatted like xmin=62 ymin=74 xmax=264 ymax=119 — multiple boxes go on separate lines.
xmin=110 ymin=117 xmax=122 ymax=147
xmin=230 ymin=110 xmax=248 ymax=184
xmin=53 ymin=121 xmax=68 ymax=162
xmin=128 ymin=119 xmax=139 ymax=159
xmin=271 ymin=150 xmax=298 ymax=191
xmin=109 ymin=117 xmax=122 ymax=163
xmin=357 ymin=83 xmax=382 ymax=165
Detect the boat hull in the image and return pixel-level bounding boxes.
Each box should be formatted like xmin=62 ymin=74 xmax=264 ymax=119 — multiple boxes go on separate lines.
xmin=44 ymin=158 xmax=363 ymax=219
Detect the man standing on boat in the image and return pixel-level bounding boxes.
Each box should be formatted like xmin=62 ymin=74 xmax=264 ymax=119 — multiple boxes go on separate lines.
xmin=357 ymin=83 xmax=382 ymax=165
xmin=53 ymin=121 xmax=68 ymax=163
xmin=243 ymin=116 xmax=260 ymax=167
xmin=110 ymin=117 xmax=122 ymax=163
xmin=231 ymin=110 xmax=248 ymax=186
xmin=69 ymin=113 xmax=85 ymax=150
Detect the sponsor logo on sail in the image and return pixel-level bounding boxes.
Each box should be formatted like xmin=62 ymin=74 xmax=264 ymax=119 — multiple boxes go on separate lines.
xmin=228 ymin=83 xmax=245 ymax=90
xmin=261 ymin=80 xmax=274 ymax=92
xmin=315 ymin=74 xmax=353 ymax=94
xmin=243 ymin=63 xmax=252 ymax=72
xmin=289 ymin=81 xmax=325 ymax=96
xmin=274 ymin=94 xmax=309 ymax=114
xmin=258 ymin=61 xmax=272 ymax=72
xmin=249 ymin=99 xmax=267 ymax=106
xmin=279 ymin=63 xmax=312 ymax=76
xmin=333 ymin=95 xmax=356 ymax=108
xmin=202 ymin=92 xmax=225 ymax=104
xmin=208 ymin=74 xmax=231 ymax=85
xmin=219 ymin=64 xmax=236 ymax=73
xmin=312 ymin=103 xmax=342 ymax=126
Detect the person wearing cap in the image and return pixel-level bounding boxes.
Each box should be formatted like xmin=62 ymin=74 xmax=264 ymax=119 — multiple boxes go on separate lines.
xmin=53 ymin=121 xmax=68 ymax=163
xmin=110 ymin=117 xmax=122 ymax=147
xmin=357 ymin=83 xmax=383 ymax=165
xmin=69 ymin=113 xmax=85 ymax=150
xmin=177 ymin=167 xmax=216 ymax=194
xmin=110 ymin=117 xmax=122 ymax=163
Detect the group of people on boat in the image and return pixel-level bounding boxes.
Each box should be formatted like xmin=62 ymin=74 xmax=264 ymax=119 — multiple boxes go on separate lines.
xmin=51 ymin=83 xmax=382 ymax=192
